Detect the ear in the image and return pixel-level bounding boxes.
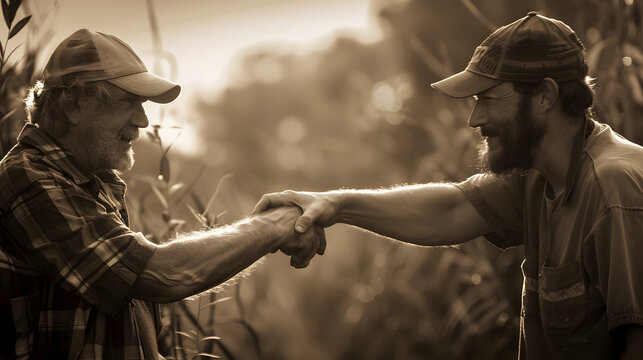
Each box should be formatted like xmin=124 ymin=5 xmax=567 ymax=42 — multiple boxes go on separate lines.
xmin=62 ymin=102 xmax=83 ymax=125
xmin=534 ymin=78 xmax=559 ymax=113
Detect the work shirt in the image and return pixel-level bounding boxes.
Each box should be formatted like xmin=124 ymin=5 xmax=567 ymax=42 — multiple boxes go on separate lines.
xmin=0 ymin=123 xmax=161 ymax=359
xmin=456 ymin=120 xmax=643 ymax=359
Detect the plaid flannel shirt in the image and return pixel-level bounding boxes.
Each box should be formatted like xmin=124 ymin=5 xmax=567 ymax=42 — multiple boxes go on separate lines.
xmin=0 ymin=123 xmax=160 ymax=359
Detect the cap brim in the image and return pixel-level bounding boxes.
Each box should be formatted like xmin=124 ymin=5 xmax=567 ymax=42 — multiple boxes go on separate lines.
xmin=108 ymin=72 xmax=180 ymax=103
xmin=431 ymin=70 xmax=502 ymax=98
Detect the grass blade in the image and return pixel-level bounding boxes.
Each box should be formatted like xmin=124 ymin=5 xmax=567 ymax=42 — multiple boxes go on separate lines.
xmin=203 ymin=173 xmax=233 ymax=216
xmin=195 ymin=353 xmax=221 ymax=359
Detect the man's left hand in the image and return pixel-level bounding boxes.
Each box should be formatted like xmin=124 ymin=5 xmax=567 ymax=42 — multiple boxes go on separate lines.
xmin=279 ymin=224 xmax=326 ymax=269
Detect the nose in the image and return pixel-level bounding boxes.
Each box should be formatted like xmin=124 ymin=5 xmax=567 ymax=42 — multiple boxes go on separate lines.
xmin=467 ymin=100 xmax=487 ymax=128
xmin=130 ymin=104 xmax=149 ymax=128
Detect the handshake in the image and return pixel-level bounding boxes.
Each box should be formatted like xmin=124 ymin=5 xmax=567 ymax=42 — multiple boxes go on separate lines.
xmin=251 ymin=190 xmax=340 ymax=269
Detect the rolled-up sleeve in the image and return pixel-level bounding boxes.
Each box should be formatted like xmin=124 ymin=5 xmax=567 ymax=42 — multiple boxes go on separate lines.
xmin=456 ymin=173 xmax=524 ymax=249
xmin=3 ymin=177 xmax=156 ymax=317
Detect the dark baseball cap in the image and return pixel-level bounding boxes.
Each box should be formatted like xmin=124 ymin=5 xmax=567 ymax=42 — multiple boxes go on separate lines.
xmin=44 ymin=29 xmax=180 ymax=103
xmin=431 ymin=12 xmax=587 ymax=98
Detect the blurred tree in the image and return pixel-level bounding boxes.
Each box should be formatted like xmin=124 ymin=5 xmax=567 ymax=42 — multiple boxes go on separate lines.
xmin=186 ymin=0 xmax=642 ymax=359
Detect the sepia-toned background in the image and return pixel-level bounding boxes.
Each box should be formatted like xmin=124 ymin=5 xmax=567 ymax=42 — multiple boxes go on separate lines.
xmin=1 ymin=0 xmax=641 ymax=359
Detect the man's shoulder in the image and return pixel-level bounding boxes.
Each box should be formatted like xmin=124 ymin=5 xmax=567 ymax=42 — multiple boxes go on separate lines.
xmin=0 ymin=142 xmax=49 ymax=180
xmin=584 ymin=125 xmax=643 ymax=208
xmin=0 ymin=143 xmax=61 ymax=208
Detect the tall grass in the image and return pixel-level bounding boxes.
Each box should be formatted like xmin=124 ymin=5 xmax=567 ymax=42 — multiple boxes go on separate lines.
xmin=141 ymin=1 xmax=261 ymax=359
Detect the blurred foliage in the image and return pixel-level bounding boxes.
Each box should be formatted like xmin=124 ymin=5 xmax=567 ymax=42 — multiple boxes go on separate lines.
xmin=0 ymin=0 xmax=33 ymax=157
xmin=178 ymin=1 xmax=642 ymax=359
xmin=0 ymin=0 xmax=641 ymax=359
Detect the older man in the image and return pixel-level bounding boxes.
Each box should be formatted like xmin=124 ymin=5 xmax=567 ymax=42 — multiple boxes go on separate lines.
xmin=254 ymin=12 xmax=643 ymax=359
xmin=0 ymin=29 xmax=324 ymax=359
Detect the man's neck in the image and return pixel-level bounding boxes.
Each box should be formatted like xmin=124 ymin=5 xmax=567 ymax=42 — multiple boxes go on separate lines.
xmin=531 ymin=116 xmax=584 ymax=198
xmin=58 ymin=131 xmax=97 ymax=175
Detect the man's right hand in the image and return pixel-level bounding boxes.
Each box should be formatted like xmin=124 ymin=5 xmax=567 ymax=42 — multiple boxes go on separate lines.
xmin=256 ymin=206 xmax=327 ymax=268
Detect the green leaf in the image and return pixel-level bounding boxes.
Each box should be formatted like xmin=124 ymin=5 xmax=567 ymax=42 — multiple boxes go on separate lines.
xmin=194 ymin=353 xmax=221 ymax=359
xmin=145 ymin=130 xmax=157 ymax=142
xmin=1 ymin=0 xmax=10 ymax=29
xmin=175 ymin=331 xmax=196 ymax=341
xmin=159 ymin=154 xmax=170 ymax=183
xmin=167 ymin=219 xmax=185 ymax=232
xmin=150 ymin=184 xmax=168 ymax=209
xmin=199 ymin=296 xmax=232 ymax=309
xmin=8 ymin=14 xmax=30 ymax=39
xmin=586 ymin=38 xmax=616 ymax=74
xmin=186 ymin=203 xmax=208 ymax=228
xmin=203 ymin=173 xmax=233 ymax=216
xmin=623 ymin=43 xmax=643 ymax=64
xmin=169 ymin=182 xmax=185 ymax=197
xmin=0 ymin=109 xmax=16 ymax=126
xmin=199 ymin=336 xmax=222 ymax=341
xmin=626 ymin=71 xmax=643 ymax=105
xmin=189 ymin=191 xmax=205 ymax=214
xmin=4 ymin=42 xmax=22 ymax=60
xmin=212 ymin=210 xmax=227 ymax=225
xmin=5 ymin=0 xmax=19 ymax=28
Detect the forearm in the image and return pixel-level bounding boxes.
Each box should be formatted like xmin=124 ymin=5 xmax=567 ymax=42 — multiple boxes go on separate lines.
xmin=130 ymin=216 xmax=280 ymax=303
xmin=332 ymin=183 xmax=475 ymax=246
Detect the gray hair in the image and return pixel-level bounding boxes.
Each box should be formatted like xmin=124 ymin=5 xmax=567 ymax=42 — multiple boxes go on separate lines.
xmin=24 ymin=79 xmax=115 ymax=137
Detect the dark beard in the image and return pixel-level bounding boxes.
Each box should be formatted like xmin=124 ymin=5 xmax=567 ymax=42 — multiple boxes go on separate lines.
xmin=476 ymin=93 xmax=546 ymax=175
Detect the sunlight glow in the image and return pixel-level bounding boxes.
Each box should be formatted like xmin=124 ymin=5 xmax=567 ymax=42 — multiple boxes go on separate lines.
xmin=38 ymin=0 xmax=377 ymax=157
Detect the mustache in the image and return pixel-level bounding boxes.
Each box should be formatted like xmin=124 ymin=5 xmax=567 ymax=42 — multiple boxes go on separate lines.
xmin=119 ymin=128 xmax=140 ymax=141
xmin=480 ymin=126 xmax=501 ymax=137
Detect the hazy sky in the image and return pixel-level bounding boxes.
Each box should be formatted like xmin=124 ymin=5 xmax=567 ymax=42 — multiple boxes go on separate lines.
xmin=18 ymin=0 xmax=380 ymax=154
xmin=32 ymin=0 xmax=378 ymax=88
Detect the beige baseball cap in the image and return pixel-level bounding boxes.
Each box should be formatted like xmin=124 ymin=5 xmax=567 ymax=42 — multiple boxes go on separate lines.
xmin=44 ymin=29 xmax=180 ymax=103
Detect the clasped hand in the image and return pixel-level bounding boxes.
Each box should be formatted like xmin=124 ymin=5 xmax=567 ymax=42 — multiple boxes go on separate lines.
xmin=253 ymin=190 xmax=340 ymax=268
xmin=279 ymin=223 xmax=326 ymax=269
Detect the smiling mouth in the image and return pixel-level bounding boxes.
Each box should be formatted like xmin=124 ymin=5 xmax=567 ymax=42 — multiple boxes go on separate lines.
xmin=120 ymin=133 xmax=139 ymax=142
xmin=119 ymin=136 xmax=134 ymax=148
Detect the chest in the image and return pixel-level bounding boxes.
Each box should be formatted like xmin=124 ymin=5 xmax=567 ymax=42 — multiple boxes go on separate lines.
xmin=523 ymin=171 xmax=603 ymax=267
xmin=84 ymin=177 xmax=129 ymax=226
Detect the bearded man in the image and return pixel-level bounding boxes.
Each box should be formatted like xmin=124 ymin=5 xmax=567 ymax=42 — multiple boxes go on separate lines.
xmin=253 ymin=12 xmax=643 ymax=359
xmin=0 ymin=29 xmax=324 ymax=359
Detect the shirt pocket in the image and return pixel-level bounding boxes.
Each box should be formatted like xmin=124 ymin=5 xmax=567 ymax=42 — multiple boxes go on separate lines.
xmin=539 ymin=259 xmax=588 ymax=335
